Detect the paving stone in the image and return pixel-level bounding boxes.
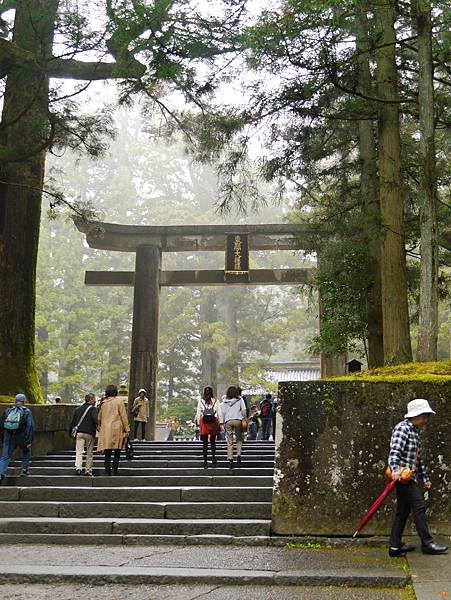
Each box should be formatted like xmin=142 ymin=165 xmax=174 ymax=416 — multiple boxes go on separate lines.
xmin=0 ymin=488 xmax=19 ymax=501
xmin=58 ymin=502 xmax=166 ymax=519
xmin=0 ymin=501 xmax=59 ymax=517
xmin=0 ymin=518 xmax=114 ymax=534
xmin=180 ymin=486 xmax=272 ymax=502
xmin=164 ymin=502 xmax=271 ymax=520
xmin=111 ymin=518 xmax=271 ymax=536
xmin=19 ymin=486 xmax=182 ymax=502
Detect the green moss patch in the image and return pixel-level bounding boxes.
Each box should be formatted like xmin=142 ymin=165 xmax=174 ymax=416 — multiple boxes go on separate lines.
xmin=329 ymin=361 xmax=451 ymax=383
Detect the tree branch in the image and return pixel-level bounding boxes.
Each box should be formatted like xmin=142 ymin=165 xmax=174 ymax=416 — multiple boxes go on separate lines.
xmin=47 ymin=56 xmax=145 ymax=81
xmin=0 ymin=37 xmax=34 ymax=77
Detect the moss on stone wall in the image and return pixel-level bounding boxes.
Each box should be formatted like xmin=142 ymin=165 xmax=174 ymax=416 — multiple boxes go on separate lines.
xmin=330 ymin=361 xmax=451 ymax=383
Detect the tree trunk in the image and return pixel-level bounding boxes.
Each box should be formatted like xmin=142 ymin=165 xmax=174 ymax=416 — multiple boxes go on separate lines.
xmin=415 ymin=0 xmax=438 ymax=361
xmin=36 ymin=326 xmax=49 ymax=398
xmin=374 ymin=0 xmax=412 ymax=364
xmin=356 ymin=0 xmax=384 ymax=368
xmin=0 ymin=1 xmax=58 ymax=402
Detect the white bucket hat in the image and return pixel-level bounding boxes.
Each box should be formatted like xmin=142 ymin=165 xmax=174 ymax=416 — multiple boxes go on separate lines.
xmin=138 ymin=388 xmax=146 ymax=394
xmin=405 ymin=398 xmax=436 ymax=419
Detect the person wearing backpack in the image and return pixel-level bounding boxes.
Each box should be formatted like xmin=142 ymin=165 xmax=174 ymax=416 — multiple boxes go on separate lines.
xmin=195 ymin=386 xmax=222 ymax=469
xmin=0 ymin=393 xmax=34 ymax=481
xmin=221 ymin=386 xmax=247 ymax=469
xmin=259 ymin=393 xmax=273 ymax=441
xmin=68 ymin=393 xmax=98 ymax=476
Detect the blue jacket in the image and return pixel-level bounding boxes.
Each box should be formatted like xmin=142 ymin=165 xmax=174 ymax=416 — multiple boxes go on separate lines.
xmin=0 ymin=406 xmax=34 ymax=446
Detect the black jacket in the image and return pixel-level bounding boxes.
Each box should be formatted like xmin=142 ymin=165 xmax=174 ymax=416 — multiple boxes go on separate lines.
xmin=69 ymin=403 xmax=98 ymax=437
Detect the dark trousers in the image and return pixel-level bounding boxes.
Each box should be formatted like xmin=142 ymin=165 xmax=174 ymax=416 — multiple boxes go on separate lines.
xmin=201 ymin=434 xmax=216 ymax=461
xmin=104 ymin=449 xmax=121 ymax=475
xmin=134 ymin=421 xmax=146 ymax=440
xmin=261 ymin=417 xmax=271 ymax=440
xmin=389 ymin=481 xmax=433 ymax=548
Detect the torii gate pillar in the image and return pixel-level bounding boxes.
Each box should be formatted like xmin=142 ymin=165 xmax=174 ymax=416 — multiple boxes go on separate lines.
xmin=129 ymin=245 xmax=161 ymax=440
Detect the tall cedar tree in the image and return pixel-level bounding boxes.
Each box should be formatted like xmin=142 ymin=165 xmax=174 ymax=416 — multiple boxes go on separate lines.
xmin=0 ymin=0 xmax=242 ymax=401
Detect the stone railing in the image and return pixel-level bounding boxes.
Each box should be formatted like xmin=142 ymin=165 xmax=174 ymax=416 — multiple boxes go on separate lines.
xmin=273 ymin=381 xmax=451 ymax=537
xmin=0 ymin=403 xmax=75 ymax=456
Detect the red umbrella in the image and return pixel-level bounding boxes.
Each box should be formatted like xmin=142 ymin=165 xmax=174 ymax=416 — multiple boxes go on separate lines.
xmin=352 ymin=480 xmax=396 ymax=538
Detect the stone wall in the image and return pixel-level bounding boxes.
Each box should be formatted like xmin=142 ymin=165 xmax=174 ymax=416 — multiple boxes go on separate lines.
xmin=0 ymin=403 xmax=75 ymax=457
xmin=273 ymin=381 xmax=451 ymax=537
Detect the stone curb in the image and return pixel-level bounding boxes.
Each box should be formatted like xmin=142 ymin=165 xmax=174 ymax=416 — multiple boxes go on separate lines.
xmin=0 ymin=566 xmax=408 ymax=588
xmin=0 ymin=533 xmax=389 ymax=547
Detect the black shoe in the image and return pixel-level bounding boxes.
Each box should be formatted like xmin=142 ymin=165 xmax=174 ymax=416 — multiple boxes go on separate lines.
xmin=399 ymin=544 xmax=415 ymax=553
xmin=228 ymin=460 xmax=234 ymax=470
xmin=237 ymin=456 xmax=242 ymax=466
xmin=20 ymin=469 xmax=29 ymax=477
xmin=389 ymin=547 xmax=407 ymax=557
xmin=76 ymin=469 xmax=82 ymax=476
xmin=0 ymin=474 xmax=4 ymax=484
xmin=212 ymin=458 xmax=217 ymax=466
xmin=422 ymin=542 xmax=449 ymax=555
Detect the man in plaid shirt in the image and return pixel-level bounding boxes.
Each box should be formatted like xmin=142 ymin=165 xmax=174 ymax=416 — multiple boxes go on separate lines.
xmin=388 ymin=398 xmax=448 ymax=557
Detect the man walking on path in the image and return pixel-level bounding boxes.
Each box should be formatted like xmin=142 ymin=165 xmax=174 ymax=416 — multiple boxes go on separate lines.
xmin=388 ymin=398 xmax=448 ymax=557
xmin=69 ymin=393 xmax=98 ymax=476
xmin=0 ymin=393 xmax=34 ymax=480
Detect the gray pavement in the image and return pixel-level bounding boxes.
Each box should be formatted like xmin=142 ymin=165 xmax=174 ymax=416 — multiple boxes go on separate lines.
xmin=0 ymin=543 xmax=404 ymax=572
xmin=408 ymin=545 xmax=451 ymax=600
xmin=0 ymin=583 xmax=412 ymax=599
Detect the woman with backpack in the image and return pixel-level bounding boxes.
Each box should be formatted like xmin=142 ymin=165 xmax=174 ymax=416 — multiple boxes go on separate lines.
xmin=221 ymin=386 xmax=247 ymax=469
xmin=195 ymin=386 xmax=222 ymax=469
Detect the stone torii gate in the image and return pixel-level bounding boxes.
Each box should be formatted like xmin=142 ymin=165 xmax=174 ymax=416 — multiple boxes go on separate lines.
xmin=76 ymin=220 xmax=344 ymax=439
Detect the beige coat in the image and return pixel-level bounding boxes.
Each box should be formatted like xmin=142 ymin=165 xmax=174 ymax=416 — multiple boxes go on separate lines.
xmin=98 ymin=396 xmax=130 ymax=452
xmin=133 ymin=396 xmax=149 ymax=422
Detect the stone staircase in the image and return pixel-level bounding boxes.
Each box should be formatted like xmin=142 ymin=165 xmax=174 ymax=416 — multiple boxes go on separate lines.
xmin=0 ymin=440 xmax=275 ymax=544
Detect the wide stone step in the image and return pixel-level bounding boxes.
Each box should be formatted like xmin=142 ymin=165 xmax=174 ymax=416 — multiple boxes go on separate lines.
xmin=0 ymin=486 xmax=272 ymax=503
xmin=1 ymin=475 xmax=274 ymax=488
xmin=46 ymin=450 xmax=275 ymax=457
xmin=41 ymin=453 xmax=276 ymax=460
xmin=16 ymin=466 xmax=274 ymax=477
xmin=18 ymin=460 xmax=275 ymax=468
xmin=47 ymin=443 xmax=274 ymax=450
xmin=0 ymin=517 xmax=271 ymax=536
xmin=0 ymin=564 xmax=408 ymax=588
xmin=0 ymin=501 xmax=272 ymax=519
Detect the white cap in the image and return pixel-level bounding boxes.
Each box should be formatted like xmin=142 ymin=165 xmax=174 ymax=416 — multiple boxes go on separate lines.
xmin=138 ymin=388 xmax=146 ymax=394
xmin=405 ymin=398 xmax=436 ymax=419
